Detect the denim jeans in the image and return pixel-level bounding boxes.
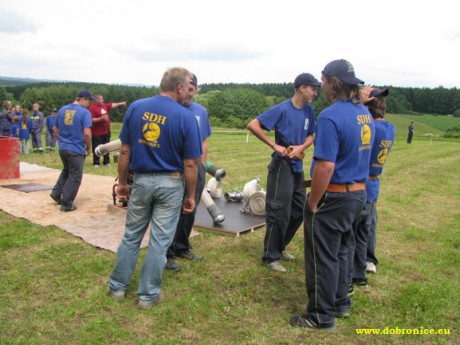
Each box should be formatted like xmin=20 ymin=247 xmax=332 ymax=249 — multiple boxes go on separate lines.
xmin=109 ymin=172 xmax=184 ymax=302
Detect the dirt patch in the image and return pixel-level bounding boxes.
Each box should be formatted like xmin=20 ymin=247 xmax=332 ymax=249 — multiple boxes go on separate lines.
xmin=0 ymin=162 xmax=148 ymax=252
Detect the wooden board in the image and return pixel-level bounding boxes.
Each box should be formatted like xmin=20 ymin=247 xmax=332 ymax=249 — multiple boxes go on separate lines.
xmin=194 ymin=196 xmax=265 ymax=237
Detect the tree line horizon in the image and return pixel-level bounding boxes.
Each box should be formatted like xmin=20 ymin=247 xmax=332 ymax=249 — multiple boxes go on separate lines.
xmin=2 ymin=79 xmax=460 ymax=129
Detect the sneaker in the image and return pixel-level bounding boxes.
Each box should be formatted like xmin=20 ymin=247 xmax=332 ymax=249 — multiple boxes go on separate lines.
xmin=94 ymin=165 xmax=100 ymax=168
xmin=267 ymin=261 xmax=287 ymax=273
xmin=335 ymin=308 xmax=350 ymax=318
xmin=178 ymin=250 xmax=203 ymax=261
xmin=107 ymin=288 xmax=125 ymax=300
xmin=348 ymin=283 xmax=354 ymax=296
xmin=290 ymin=314 xmax=336 ymax=331
xmin=165 ymin=258 xmax=181 ymax=271
xmin=366 ymin=262 xmax=377 ymax=274
xmin=282 ymin=251 xmax=295 ymax=261
xmin=138 ymin=290 xmax=164 ymax=310
xmin=60 ymin=204 xmax=77 ymax=212
xmin=104 ymin=164 xmax=111 ymax=168
xmin=50 ymin=193 xmax=62 ymax=205
xmin=353 ymin=278 xmax=369 ymax=287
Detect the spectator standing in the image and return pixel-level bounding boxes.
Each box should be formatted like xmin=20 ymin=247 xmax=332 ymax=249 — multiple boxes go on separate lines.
xmin=12 ymin=104 xmax=22 ymax=122
xmin=108 ymin=67 xmax=201 ymax=310
xmin=89 ymin=94 xmax=127 ymax=167
xmin=407 ymin=121 xmax=414 ymax=143
xmin=19 ymin=109 xmax=33 ymax=154
xmin=9 ymin=116 xmax=20 ymax=138
xmin=50 ymin=90 xmax=93 ymax=212
xmin=30 ymin=103 xmax=45 ymax=153
xmin=0 ymin=100 xmax=13 ymax=136
xmin=45 ymin=108 xmax=58 ymax=152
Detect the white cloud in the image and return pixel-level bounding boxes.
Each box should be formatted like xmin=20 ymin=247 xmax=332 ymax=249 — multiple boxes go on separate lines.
xmin=0 ymin=0 xmax=459 ymax=88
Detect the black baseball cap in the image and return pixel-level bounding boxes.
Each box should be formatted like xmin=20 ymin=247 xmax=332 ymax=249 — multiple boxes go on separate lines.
xmin=322 ymin=59 xmax=364 ymax=85
xmin=77 ymin=90 xmax=96 ymax=100
xmin=370 ymin=88 xmax=389 ymax=98
xmin=191 ymin=74 xmax=198 ymax=86
xmin=294 ymin=73 xmax=321 ymax=88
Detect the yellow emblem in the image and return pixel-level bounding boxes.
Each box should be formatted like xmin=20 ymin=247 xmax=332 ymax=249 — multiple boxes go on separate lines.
xmin=361 ymin=124 xmax=371 ymax=145
xmin=64 ymin=110 xmax=76 ymax=125
xmin=142 ymin=122 xmax=160 ymax=142
xmin=377 ymin=148 xmax=388 ymax=164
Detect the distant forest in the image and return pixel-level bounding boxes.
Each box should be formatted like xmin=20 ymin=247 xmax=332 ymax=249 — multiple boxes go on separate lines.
xmin=1 ymin=77 xmax=460 ymax=128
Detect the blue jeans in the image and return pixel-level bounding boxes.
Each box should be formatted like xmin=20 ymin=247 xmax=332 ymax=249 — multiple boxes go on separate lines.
xmin=109 ymin=172 xmax=184 ymax=302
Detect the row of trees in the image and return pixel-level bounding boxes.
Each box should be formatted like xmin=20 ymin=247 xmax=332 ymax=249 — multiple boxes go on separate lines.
xmin=2 ymin=81 xmax=460 ymax=129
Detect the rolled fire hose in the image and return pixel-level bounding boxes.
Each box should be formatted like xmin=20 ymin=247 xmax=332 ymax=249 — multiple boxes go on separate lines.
xmin=95 ymin=139 xmax=121 ymax=157
xmin=201 ymin=190 xmax=225 ymax=224
xmin=240 ymin=177 xmax=266 ymax=216
xmin=207 ymin=177 xmax=223 ymax=198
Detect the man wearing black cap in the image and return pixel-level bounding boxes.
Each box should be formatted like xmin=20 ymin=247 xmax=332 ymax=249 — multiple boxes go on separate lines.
xmin=50 ymin=90 xmax=94 ymax=212
xmin=348 ymin=86 xmax=395 ymax=283
xmin=165 ymin=73 xmax=212 ymax=271
xmin=247 ymin=72 xmax=320 ymax=273
xmin=291 ymin=60 xmax=374 ymax=330
xmin=45 ymin=108 xmax=58 ymax=152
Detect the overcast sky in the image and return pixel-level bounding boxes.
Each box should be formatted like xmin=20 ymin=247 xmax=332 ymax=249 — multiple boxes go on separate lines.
xmin=1 ymin=0 xmax=459 ymax=88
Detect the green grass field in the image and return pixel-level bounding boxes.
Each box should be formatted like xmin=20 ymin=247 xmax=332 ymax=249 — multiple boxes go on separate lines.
xmin=1 ymin=115 xmax=459 ymax=344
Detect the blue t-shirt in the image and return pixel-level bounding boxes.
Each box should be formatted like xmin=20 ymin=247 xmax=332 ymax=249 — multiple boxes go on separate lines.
xmin=185 ymin=102 xmax=212 ymax=143
xmin=366 ymin=119 xmax=396 ymax=201
xmin=19 ymin=118 xmax=33 ymax=140
xmin=55 ymin=103 xmax=92 ymax=155
xmin=120 ymin=95 xmax=202 ymax=173
xmin=257 ymin=99 xmax=315 ymax=173
xmin=46 ymin=115 xmax=56 ymax=133
xmin=10 ymin=123 xmax=20 ymax=138
xmin=311 ymin=100 xmax=374 ymax=184
xmin=13 ymin=113 xmax=22 ymax=123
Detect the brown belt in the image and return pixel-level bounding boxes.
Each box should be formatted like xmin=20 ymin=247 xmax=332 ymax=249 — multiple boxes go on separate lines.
xmin=368 ymin=175 xmax=378 ymax=180
xmin=326 ymin=182 xmax=366 ymax=193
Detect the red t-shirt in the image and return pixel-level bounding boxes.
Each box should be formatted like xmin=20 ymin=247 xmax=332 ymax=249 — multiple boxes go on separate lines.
xmin=89 ymin=102 xmax=113 ymax=135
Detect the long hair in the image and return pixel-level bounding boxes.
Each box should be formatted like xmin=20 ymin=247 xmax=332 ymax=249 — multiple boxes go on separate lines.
xmin=159 ymin=67 xmax=192 ymax=93
xmin=323 ymin=75 xmax=361 ymax=105
xmin=365 ymin=97 xmax=387 ymax=119
xmin=22 ymin=110 xmax=28 ymax=124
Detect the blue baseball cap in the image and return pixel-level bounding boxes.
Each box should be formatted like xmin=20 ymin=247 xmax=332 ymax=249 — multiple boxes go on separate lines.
xmin=370 ymin=88 xmax=389 ymax=97
xmin=77 ymin=89 xmax=96 ymax=100
xmin=294 ymin=73 xmax=321 ymax=88
xmin=322 ymin=59 xmax=364 ymax=85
